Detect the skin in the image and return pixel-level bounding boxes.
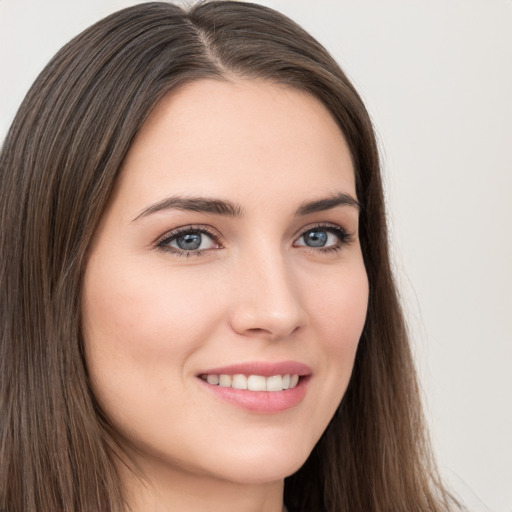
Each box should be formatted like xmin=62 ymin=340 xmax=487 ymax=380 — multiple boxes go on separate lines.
xmin=82 ymin=79 xmax=369 ymax=512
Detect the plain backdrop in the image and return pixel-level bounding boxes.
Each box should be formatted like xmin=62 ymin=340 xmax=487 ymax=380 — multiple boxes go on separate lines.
xmin=1 ymin=1 xmax=511 ymax=511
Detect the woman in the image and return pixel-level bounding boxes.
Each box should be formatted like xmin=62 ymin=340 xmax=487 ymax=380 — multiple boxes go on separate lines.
xmin=0 ymin=2 xmax=460 ymax=511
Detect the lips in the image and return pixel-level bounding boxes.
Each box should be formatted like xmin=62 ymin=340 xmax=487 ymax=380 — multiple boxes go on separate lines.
xmin=198 ymin=360 xmax=311 ymax=378
xmin=196 ymin=361 xmax=311 ymax=413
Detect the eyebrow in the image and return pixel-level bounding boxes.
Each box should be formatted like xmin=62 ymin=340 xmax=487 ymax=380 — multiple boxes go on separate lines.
xmin=295 ymin=192 xmax=360 ymax=215
xmin=133 ymin=196 xmax=243 ymax=221
xmin=133 ymin=192 xmax=360 ymax=222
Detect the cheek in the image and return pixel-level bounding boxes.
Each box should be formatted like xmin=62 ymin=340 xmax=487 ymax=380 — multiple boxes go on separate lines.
xmin=300 ymin=258 xmax=368 ymax=433
xmin=309 ymin=259 xmax=369 ymax=351
xmin=82 ymin=257 xmax=216 ymax=355
xmin=80 ymin=256 xmax=222 ymax=416
xmin=80 ymin=258 xmax=227 ymax=458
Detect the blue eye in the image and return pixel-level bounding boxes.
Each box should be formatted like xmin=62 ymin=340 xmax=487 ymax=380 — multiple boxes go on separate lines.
xmin=302 ymin=229 xmax=329 ymax=247
xmin=157 ymin=228 xmax=218 ymax=254
xmin=175 ymin=232 xmax=203 ymax=250
xmin=295 ymin=225 xmax=349 ymax=250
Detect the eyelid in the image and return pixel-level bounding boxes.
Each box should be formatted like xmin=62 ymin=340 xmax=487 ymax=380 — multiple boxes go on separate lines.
xmin=155 ymin=225 xmax=223 ymax=255
xmin=153 ymin=221 xmax=353 ymax=257
xmin=293 ymin=222 xmax=350 ymax=240
xmin=292 ymin=222 xmax=353 ymax=249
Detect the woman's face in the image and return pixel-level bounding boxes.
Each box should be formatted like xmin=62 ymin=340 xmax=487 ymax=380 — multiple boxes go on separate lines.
xmin=82 ymin=79 xmax=368 ymax=486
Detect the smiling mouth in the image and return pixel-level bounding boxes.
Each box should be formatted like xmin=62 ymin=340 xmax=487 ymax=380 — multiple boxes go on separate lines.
xmin=199 ymin=373 xmax=300 ymax=392
xmin=197 ymin=363 xmax=311 ymax=412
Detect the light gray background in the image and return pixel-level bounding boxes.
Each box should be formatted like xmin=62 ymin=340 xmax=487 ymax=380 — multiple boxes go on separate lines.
xmin=1 ymin=1 xmax=511 ymax=510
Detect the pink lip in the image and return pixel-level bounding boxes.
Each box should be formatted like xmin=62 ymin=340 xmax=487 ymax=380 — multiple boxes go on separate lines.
xmin=197 ymin=360 xmax=312 ymax=378
xmin=196 ymin=360 xmax=312 ymax=414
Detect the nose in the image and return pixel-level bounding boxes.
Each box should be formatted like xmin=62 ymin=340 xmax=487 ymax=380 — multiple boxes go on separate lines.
xmin=228 ymin=249 xmax=308 ymax=340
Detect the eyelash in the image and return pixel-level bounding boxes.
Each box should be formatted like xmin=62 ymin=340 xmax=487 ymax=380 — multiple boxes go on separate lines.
xmin=296 ymin=223 xmax=353 ymax=254
xmin=156 ymin=225 xmax=219 ymax=258
xmin=155 ymin=223 xmax=352 ymax=257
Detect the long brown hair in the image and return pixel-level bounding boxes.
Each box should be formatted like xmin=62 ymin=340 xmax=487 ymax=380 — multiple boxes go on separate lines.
xmin=0 ymin=2 xmax=459 ymax=511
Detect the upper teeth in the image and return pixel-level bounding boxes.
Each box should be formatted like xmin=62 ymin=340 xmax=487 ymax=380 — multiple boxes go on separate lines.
xmin=202 ymin=374 xmax=300 ymax=391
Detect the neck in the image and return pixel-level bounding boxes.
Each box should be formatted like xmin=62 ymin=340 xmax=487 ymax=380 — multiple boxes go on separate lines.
xmin=120 ymin=458 xmax=285 ymax=512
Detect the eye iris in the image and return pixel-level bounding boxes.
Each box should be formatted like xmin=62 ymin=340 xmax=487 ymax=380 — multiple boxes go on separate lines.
xmin=176 ymin=233 xmax=202 ymax=250
xmin=304 ymin=229 xmax=328 ymax=247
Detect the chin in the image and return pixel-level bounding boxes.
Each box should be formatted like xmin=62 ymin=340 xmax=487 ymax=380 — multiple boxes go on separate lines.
xmin=212 ymin=456 xmax=308 ymax=485
xmin=197 ymin=436 xmax=314 ymax=485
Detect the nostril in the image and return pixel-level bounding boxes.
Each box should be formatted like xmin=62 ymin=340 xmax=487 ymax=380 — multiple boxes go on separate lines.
xmin=228 ymin=265 xmax=308 ymax=338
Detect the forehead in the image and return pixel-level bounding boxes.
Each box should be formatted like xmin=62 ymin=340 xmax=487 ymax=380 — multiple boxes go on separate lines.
xmin=114 ymin=79 xmax=355 ymax=212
